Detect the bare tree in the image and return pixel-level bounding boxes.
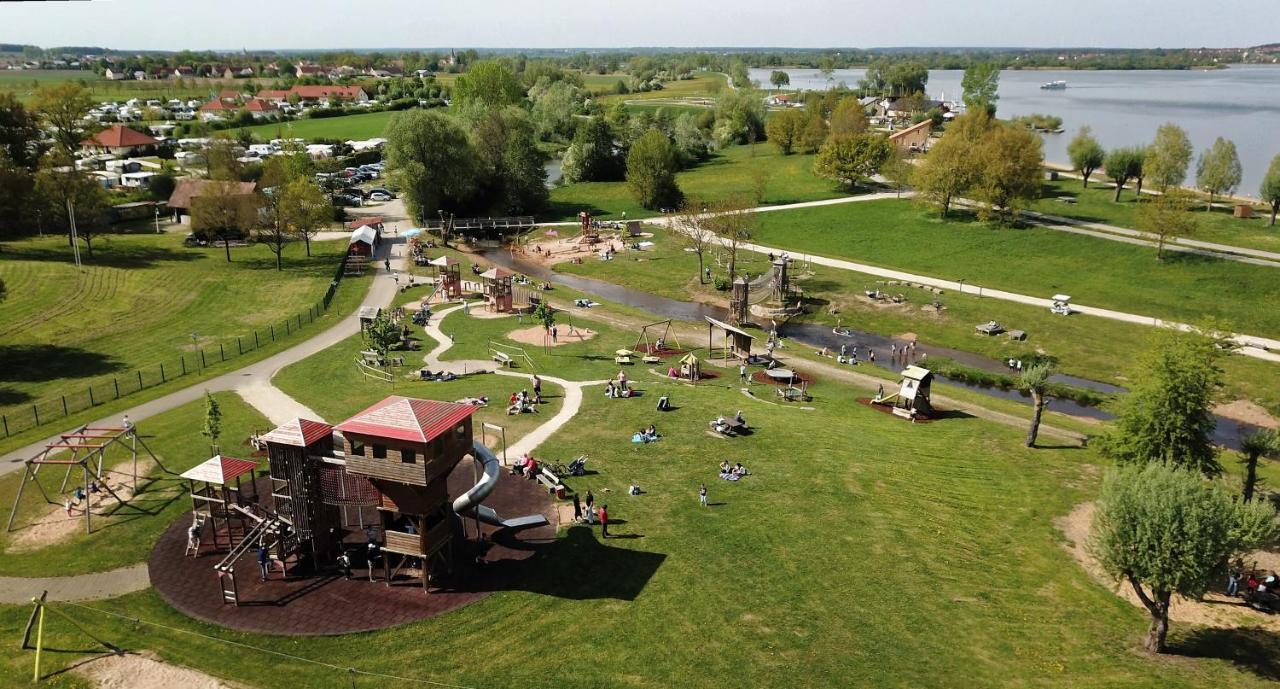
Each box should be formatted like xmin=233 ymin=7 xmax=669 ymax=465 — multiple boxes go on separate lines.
xmin=703 ymin=194 xmax=758 ymax=286
xmin=671 ymin=201 xmax=713 ymax=285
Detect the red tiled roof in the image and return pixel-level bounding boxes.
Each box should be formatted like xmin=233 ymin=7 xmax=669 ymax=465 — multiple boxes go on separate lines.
xmin=81 ymin=124 xmax=159 ymax=149
xmin=180 ymin=455 xmax=258 ymax=485
xmin=348 ymin=216 xmax=383 ymax=229
xmin=218 ymin=89 xmax=241 ymax=101
xmin=290 ymin=85 xmax=365 ymax=101
xmin=261 ymin=418 xmax=333 ymax=448
xmin=243 ymin=99 xmax=277 ymax=112
xmin=256 ymin=89 xmax=290 ymax=101
xmin=167 ymin=179 xmax=256 ymax=210
xmin=199 ymin=99 xmax=231 ymax=112
xmin=336 ymin=396 xmax=475 ymax=444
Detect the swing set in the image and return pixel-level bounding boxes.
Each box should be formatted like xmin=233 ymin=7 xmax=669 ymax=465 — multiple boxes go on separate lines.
xmin=5 ymin=424 xmax=174 ymax=535
xmin=632 ymin=319 xmax=683 ymax=363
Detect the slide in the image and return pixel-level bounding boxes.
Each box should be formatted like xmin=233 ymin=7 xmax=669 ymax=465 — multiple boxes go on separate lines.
xmin=452 ymin=439 xmax=548 ymax=529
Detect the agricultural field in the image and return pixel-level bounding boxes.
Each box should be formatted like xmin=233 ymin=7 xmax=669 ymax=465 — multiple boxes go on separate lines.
xmin=546 ymin=142 xmax=849 ymax=221
xmin=0 ymin=230 xmax=368 ymax=428
xmin=1030 ymin=178 xmax=1280 ymax=254
xmin=0 ymin=69 xmax=231 ymax=103
xmin=3 ymin=303 xmax=1277 ymax=688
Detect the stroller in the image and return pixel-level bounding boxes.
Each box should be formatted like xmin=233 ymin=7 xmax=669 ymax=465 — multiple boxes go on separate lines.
xmin=566 ymin=455 xmax=588 ymax=476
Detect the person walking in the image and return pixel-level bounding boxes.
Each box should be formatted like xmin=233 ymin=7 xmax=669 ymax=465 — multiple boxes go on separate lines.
xmin=532 ymin=374 xmax=543 ymax=404
xmin=185 ymin=520 xmax=202 ymax=557
xmin=257 ymin=543 xmax=270 ymax=581
xmin=699 ymin=483 xmax=708 ymax=507
xmin=599 ymin=504 xmax=609 ymax=538
xmin=585 ymin=490 xmax=595 ymax=524
xmin=572 ymin=492 xmax=582 ymax=522
xmin=551 ymin=325 xmax=558 ymax=343
xmin=739 ymin=363 xmax=748 ymax=384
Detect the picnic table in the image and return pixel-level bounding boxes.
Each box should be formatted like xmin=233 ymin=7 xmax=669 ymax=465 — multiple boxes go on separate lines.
xmin=763 ymin=368 xmax=800 ymax=384
xmin=974 ymin=321 xmax=1005 ymax=336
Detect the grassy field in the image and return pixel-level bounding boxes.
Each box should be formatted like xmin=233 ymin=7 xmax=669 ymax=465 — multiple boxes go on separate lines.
xmin=3 ymin=307 xmax=1278 ymax=687
xmin=236 ymin=109 xmax=398 ymax=142
xmin=0 ymin=230 xmax=368 ymax=436
xmin=1030 ymin=178 xmax=1280 ymax=254
xmin=596 ymin=72 xmax=728 ymax=106
xmin=0 ymin=69 xmax=232 ymax=103
xmin=746 ymin=199 xmax=1280 ymax=340
xmin=546 ymin=143 xmax=848 ymax=221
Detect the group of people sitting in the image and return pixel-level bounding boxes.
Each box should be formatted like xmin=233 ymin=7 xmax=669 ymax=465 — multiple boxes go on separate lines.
xmin=632 ymin=424 xmax=660 ymax=444
xmin=510 ymin=452 xmax=539 ymax=479
xmin=711 ymin=411 xmax=748 ymax=435
xmin=718 ymin=461 xmax=751 ymax=481
xmin=605 ymin=372 xmax=633 ymax=399
xmin=506 ymin=389 xmax=540 ymax=415
xmin=1230 ymin=562 xmax=1279 ymax=610
xmin=418 ymin=368 xmax=458 ymax=382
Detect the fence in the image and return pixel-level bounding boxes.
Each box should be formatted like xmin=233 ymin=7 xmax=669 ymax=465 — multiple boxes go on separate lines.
xmin=2 ymin=252 xmax=355 ymax=439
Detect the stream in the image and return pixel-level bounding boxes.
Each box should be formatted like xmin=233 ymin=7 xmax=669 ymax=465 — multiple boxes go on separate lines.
xmin=481 ymin=249 xmax=1261 ymax=450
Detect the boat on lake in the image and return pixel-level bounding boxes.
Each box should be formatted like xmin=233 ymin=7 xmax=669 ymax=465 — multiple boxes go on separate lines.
xmin=1040 ymin=80 xmax=1068 ymax=90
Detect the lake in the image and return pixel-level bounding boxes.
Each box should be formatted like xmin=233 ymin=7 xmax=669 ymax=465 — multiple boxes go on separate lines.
xmin=749 ymin=65 xmax=1280 ymax=196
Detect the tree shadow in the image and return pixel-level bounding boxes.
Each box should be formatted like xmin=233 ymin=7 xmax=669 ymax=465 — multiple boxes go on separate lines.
xmin=0 ymin=345 xmax=125 ymax=383
xmin=540 ymin=200 xmax=610 ymax=223
xmin=1170 ymin=626 xmax=1280 ymax=681
xmin=6 ymin=244 xmax=201 ymax=269
xmin=0 ymin=386 xmax=33 ymax=406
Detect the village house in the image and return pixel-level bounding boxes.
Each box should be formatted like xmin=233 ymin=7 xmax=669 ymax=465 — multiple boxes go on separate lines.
xmin=80 ymin=124 xmax=160 ymax=157
xmin=887 ymin=119 xmax=933 ymax=152
xmin=166 ymin=178 xmax=257 ymax=223
xmin=295 ymin=63 xmax=324 ymax=78
xmin=256 ymin=85 xmax=368 ymax=105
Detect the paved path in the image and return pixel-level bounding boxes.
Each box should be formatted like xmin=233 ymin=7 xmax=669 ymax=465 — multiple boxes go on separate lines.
xmin=419 ymin=303 xmax=607 ymax=458
xmin=0 ymin=563 xmax=150 ymax=604
xmin=0 ymin=238 xmax=403 ymax=477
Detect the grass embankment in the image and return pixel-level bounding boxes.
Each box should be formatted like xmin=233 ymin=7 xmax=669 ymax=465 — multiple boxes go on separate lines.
xmin=546 ymin=143 xmax=848 ymax=221
xmin=0 ymin=231 xmax=368 ymax=452
xmin=236 ymin=109 xmax=398 ymax=142
xmin=1030 ymin=178 xmax=1280 ymax=254
xmin=6 ymin=343 xmax=1280 ymax=686
xmin=553 ymin=225 xmax=1280 ymax=412
xmin=748 ymin=200 xmax=1280 ymax=339
xmin=0 ymin=392 xmax=265 ymax=576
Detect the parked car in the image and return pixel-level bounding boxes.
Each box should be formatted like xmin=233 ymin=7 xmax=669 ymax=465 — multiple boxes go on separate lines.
xmin=332 ymin=194 xmax=363 ymax=207
xmin=366 ymin=188 xmax=396 ymax=199
xmin=368 ymin=192 xmax=392 ymax=202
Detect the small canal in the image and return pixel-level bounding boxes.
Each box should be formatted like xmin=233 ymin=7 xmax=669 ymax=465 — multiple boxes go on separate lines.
xmin=481 ymin=249 xmax=1260 ymax=449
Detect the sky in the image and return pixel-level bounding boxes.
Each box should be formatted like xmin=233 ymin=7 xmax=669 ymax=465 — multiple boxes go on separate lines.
xmin=2 ymin=0 xmax=1277 ymax=52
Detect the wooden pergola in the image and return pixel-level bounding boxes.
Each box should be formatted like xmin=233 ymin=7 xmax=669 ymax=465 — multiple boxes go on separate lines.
xmin=180 ymin=454 xmax=261 ymax=552
xmin=705 ymin=316 xmax=754 ymax=362
xmin=6 ymin=424 xmax=172 ymax=535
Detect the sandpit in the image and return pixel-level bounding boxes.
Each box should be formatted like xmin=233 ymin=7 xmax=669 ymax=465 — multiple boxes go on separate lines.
xmin=6 ymin=460 xmax=157 ymax=554
xmin=73 ymin=652 xmax=245 ymax=689
xmin=506 ymin=325 xmax=597 ymax=347
xmin=1214 ymin=399 xmax=1279 ymax=429
xmin=1055 ymin=501 xmax=1280 ymax=631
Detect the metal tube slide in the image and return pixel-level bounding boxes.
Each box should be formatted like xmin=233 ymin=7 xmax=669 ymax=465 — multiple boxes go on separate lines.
xmin=452 ymin=440 xmax=547 ymax=529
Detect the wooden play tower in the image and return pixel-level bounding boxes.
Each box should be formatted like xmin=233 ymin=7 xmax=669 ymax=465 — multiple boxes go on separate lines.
xmin=730 ymin=276 xmax=750 ymax=325
xmin=430 ymin=256 xmax=462 ymax=299
xmin=480 ymin=267 xmax=514 ymax=313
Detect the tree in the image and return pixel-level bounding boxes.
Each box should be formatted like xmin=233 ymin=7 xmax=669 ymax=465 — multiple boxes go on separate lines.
xmin=532 ymin=300 xmax=556 ymax=353
xmin=769 ymin=70 xmax=790 ymax=90
xmin=561 ymin=116 xmax=622 ymax=184
xmin=711 ymin=91 xmax=765 ymax=147
xmin=453 ymin=60 xmax=524 ymax=110
xmin=1194 ymin=137 xmax=1242 ymax=212
xmin=472 ymin=107 xmax=548 ymax=215
xmin=529 ymin=79 xmax=582 ymax=142
xmin=828 ymin=96 xmax=869 ymax=137
xmin=191 ymin=180 xmax=257 ymax=262
xmin=34 ymin=154 xmax=108 ymax=257
xmin=31 ymin=83 xmax=95 ymax=157
xmin=1067 ymin=126 xmax=1105 ymax=188
xmin=1101 ymin=329 xmax=1222 ymax=476
xmin=1145 ymin=123 xmax=1193 ymax=192
xmin=672 ymin=201 xmax=714 ymax=284
xmin=972 ymin=122 xmax=1044 ymax=223
xmin=764 ymin=109 xmax=805 ymax=155
xmin=912 ymin=110 xmax=992 ymax=217
xmin=960 ymin=62 xmax=1000 ymax=115
xmin=1104 ymin=147 xmax=1145 ymax=202
xmin=625 ymin=129 xmax=682 ymax=210
xmin=1260 ymin=153 xmax=1280 ymax=227
xmin=384 ymin=110 xmax=476 ymax=224
xmin=1135 ymin=188 xmax=1196 ymax=261
xmin=1018 ymin=362 xmax=1053 ymax=447
xmin=813 ymin=133 xmax=893 ymax=191
xmin=201 ymin=392 xmax=222 ymax=454
xmin=366 ymin=314 xmax=401 ymax=356
xmin=0 ymin=93 xmax=43 ymax=170
xmin=1089 ymin=462 xmax=1276 ymax=653
xmin=1239 ymin=428 xmax=1280 ymax=503
xmin=880 ymin=146 xmax=913 ymax=198
xmin=703 ymin=194 xmax=758 ymax=285
xmin=799 ymin=112 xmax=829 ymax=154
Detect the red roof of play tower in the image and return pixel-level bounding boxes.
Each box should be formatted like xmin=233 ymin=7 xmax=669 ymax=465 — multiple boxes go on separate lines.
xmin=336 ymin=396 xmax=475 ymax=443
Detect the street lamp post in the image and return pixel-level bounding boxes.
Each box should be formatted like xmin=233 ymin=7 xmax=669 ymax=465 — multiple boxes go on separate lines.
xmin=957 ymin=278 xmax=966 ymax=295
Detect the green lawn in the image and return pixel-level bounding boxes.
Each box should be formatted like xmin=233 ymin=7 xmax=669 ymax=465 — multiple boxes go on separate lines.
xmin=546 ymin=143 xmax=849 ymax=221
xmin=0 ymin=231 xmax=368 ymax=444
xmin=236 ymin=110 xmax=398 ymax=142
xmin=553 ymin=230 xmax=1280 ymax=412
xmin=748 ymin=200 xmax=1280 ymax=340
xmin=0 ymin=69 xmax=230 ymax=103
xmin=0 ymin=392 xmax=266 ymax=576
xmin=1030 ymin=178 xmax=1280 ymax=254
xmin=596 ymin=72 xmax=728 ymax=105
xmin=6 ymin=366 xmax=1279 ymax=687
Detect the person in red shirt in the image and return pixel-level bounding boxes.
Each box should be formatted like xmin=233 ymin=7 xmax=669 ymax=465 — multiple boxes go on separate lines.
xmin=599 ymin=504 xmax=609 ymax=538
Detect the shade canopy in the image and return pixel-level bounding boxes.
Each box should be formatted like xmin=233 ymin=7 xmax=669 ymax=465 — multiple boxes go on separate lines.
xmin=402 ymin=228 xmax=423 ymax=237
xmin=180 ymin=455 xmax=258 ymax=485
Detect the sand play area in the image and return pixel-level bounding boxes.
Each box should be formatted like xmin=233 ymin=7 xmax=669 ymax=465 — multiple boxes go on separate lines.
xmin=1056 ymin=501 xmax=1280 ymax=632
xmin=73 ymin=652 xmax=245 ymax=689
xmin=507 ymin=325 xmax=597 ymax=347
xmin=6 ymin=460 xmax=159 ymax=553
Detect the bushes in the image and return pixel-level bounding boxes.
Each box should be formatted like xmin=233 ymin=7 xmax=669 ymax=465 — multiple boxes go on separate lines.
xmin=925 ymin=357 xmax=1110 ymax=407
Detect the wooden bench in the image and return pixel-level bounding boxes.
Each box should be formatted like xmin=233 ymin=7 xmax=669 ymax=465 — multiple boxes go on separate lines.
xmin=642 ymin=355 xmax=662 ymax=364
xmin=492 ymin=351 xmax=514 ymax=367
xmin=614 ymin=355 xmax=633 ymax=365
xmin=777 ymin=387 xmax=810 ymax=402
xmin=536 ymin=467 xmax=562 ymax=494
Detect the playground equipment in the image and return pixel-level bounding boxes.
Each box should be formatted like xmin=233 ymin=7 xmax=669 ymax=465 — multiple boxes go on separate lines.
xmin=872 ymin=366 xmax=934 ymax=420
xmin=6 ymin=424 xmax=173 ymax=535
xmin=730 ymin=276 xmax=750 ymax=325
xmin=181 ymin=454 xmax=261 ymax=554
xmin=577 ymin=211 xmax=600 ymax=244
xmin=430 ymin=255 xmax=463 ymax=299
xmin=632 ymin=319 xmax=682 ymax=362
xmin=678 ymin=353 xmax=702 ymax=381
xmin=479 ymin=267 xmax=514 ymax=313
xmin=705 ymin=315 xmax=755 ymax=361
xmin=1051 ymin=294 xmax=1073 ymax=316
